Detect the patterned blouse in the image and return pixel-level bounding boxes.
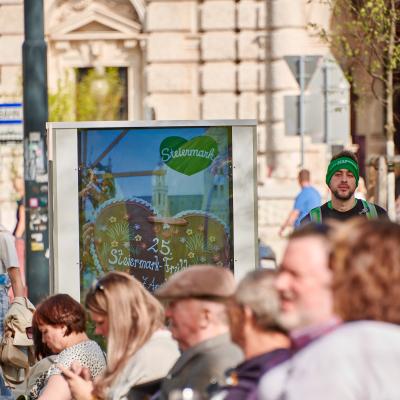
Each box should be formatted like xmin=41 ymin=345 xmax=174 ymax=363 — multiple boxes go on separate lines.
xmin=29 ymin=339 xmax=106 ymax=399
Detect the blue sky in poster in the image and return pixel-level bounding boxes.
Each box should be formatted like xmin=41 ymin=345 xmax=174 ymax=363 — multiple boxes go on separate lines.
xmin=81 ymin=126 xmax=217 ymax=198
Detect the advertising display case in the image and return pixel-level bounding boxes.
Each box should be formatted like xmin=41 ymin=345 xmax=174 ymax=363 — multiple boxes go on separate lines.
xmin=47 ymin=120 xmax=257 ymax=300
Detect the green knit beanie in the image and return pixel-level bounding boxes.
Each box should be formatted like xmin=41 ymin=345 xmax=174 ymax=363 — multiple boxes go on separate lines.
xmin=326 ymin=157 xmax=359 ymax=186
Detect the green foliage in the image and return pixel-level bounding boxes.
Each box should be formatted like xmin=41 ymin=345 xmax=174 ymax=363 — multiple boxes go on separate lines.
xmin=308 ymin=0 xmax=400 ymax=140
xmin=309 ymin=0 xmax=400 ymax=86
xmin=48 ymin=67 xmax=123 ymax=122
xmin=76 ymin=67 xmax=123 ymax=121
xmin=48 ymin=75 xmax=75 ymax=122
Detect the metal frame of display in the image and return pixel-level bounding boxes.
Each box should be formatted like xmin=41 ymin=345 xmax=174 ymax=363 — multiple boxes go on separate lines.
xmin=47 ymin=120 xmax=258 ymax=300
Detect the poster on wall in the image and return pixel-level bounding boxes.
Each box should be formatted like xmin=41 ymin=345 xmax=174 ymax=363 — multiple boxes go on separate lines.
xmin=78 ymin=126 xmax=233 ymax=294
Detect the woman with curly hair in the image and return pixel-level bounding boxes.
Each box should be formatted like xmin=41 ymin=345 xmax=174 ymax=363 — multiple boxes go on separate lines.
xmin=27 ymin=294 xmax=106 ymax=400
xmin=330 ymin=218 xmax=400 ymax=323
xmin=60 ymin=271 xmax=179 ymax=400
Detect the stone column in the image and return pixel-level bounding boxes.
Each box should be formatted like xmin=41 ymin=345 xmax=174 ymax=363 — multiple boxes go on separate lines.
xmin=145 ymin=0 xmax=200 ymax=119
xmin=265 ymin=0 xmax=309 ymax=175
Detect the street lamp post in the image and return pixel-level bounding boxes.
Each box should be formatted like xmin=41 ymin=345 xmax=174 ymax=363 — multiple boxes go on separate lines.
xmin=22 ymin=0 xmax=49 ymax=304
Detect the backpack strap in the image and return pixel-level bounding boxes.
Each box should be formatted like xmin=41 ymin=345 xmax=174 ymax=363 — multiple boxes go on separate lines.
xmin=361 ymin=199 xmax=378 ymax=219
xmin=309 ymin=207 xmax=322 ymax=223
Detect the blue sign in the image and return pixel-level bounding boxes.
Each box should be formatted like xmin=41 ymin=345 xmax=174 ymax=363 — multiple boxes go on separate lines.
xmin=0 ymin=103 xmax=23 ymax=123
xmin=0 ymin=103 xmax=23 ymax=140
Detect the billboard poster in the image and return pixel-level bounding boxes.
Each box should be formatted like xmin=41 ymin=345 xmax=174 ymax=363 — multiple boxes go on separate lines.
xmin=78 ymin=126 xmax=233 ymax=294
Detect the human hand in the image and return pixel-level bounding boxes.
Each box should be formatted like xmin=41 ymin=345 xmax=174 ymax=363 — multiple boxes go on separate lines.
xmin=70 ymin=361 xmax=92 ymax=381
xmin=58 ymin=364 xmax=94 ymax=400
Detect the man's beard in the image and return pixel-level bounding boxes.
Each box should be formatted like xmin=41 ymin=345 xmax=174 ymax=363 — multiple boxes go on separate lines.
xmin=332 ymin=188 xmax=355 ymax=201
xmin=277 ymin=310 xmax=311 ymax=332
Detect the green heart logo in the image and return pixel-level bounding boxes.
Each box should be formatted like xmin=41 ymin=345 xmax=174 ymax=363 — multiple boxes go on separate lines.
xmin=160 ymin=136 xmax=219 ymax=176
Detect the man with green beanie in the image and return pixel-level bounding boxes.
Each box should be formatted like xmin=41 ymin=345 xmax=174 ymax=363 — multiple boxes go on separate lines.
xmin=302 ymin=150 xmax=387 ymax=223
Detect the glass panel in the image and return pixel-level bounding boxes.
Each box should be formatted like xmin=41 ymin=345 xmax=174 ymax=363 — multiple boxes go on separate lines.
xmin=78 ymin=126 xmax=233 ymax=296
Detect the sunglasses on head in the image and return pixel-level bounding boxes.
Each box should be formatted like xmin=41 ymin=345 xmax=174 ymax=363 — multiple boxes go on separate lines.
xmin=91 ymin=278 xmax=105 ymax=293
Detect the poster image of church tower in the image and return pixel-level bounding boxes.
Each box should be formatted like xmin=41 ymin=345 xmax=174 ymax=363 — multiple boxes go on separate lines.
xmin=151 ymin=162 xmax=169 ymax=217
xmin=151 ymin=161 xmax=203 ymax=218
xmin=201 ymin=163 xmax=230 ymax=227
xmin=201 ymin=127 xmax=231 ymax=227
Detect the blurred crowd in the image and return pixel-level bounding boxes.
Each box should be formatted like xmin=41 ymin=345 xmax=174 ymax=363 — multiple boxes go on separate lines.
xmin=0 ymin=150 xmax=396 ymax=399
xmin=0 ymin=217 xmax=398 ymax=400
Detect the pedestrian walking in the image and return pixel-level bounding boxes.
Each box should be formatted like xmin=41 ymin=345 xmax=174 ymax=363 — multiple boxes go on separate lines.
xmin=279 ymin=169 xmax=321 ymax=236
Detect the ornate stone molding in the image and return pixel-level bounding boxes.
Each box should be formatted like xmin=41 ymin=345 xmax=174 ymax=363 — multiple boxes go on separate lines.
xmin=47 ymin=0 xmax=142 ymax=35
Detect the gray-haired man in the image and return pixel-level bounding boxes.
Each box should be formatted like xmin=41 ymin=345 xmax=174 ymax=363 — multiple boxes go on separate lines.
xmin=216 ymin=270 xmax=290 ymax=400
xmin=155 ymin=265 xmax=243 ymax=400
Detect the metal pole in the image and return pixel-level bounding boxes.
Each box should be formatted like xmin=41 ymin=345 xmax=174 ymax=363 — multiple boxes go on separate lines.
xmin=265 ymin=0 xmax=274 ymax=169
xmin=323 ymin=60 xmax=330 ymax=144
xmin=299 ymin=56 xmax=305 ymax=167
xmin=22 ymin=0 xmax=49 ymax=305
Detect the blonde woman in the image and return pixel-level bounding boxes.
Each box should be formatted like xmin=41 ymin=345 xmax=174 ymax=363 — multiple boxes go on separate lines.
xmin=60 ymin=271 xmax=179 ymax=400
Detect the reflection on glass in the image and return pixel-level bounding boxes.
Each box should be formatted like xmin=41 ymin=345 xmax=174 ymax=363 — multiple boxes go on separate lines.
xmin=78 ymin=126 xmax=233 ymax=295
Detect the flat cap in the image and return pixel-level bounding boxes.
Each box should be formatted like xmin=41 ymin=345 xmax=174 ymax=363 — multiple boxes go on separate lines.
xmin=155 ymin=265 xmax=235 ymax=301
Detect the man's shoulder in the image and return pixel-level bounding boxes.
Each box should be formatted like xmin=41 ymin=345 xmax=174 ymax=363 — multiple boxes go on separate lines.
xmin=258 ymin=322 xmax=400 ymax=400
xmin=300 ymin=202 xmax=329 ymax=225
xmin=174 ymin=335 xmax=242 ymax=372
xmin=161 ymin=336 xmax=243 ymax=399
xmin=302 ymin=200 xmax=389 ymax=224
xmin=297 ymin=186 xmax=320 ymax=200
xmin=370 ymin=202 xmax=387 ymax=216
xmin=196 ymin=336 xmax=243 ymax=365
xmin=290 ymin=321 xmax=400 ymax=366
xmin=181 ymin=337 xmax=243 ymax=381
xmin=236 ymin=349 xmax=290 ymax=376
xmin=257 ymin=357 xmax=292 ymax=400
xmin=357 ymin=200 xmax=387 ymax=218
xmin=307 ymin=185 xmax=321 ymax=195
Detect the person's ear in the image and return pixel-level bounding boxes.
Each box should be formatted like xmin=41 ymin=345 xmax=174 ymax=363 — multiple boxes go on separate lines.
xmin=243 ymin=305 xmax=256 ymax=324
xmin=199 ymin=307 xmax=210 ymax=328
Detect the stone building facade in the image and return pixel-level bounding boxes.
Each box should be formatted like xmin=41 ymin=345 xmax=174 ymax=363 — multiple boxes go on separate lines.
xmin=0 ymin=0 xmax=388 ymax=258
